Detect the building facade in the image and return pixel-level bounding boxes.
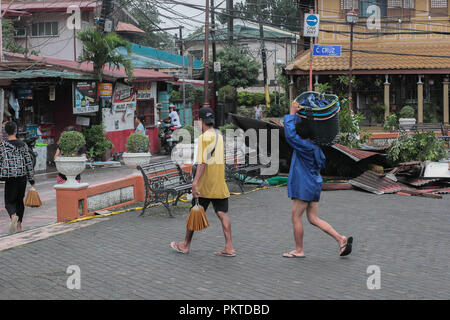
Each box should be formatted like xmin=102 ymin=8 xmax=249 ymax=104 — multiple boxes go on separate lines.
xmin=286 ymin=0 xmax=450 ymax=125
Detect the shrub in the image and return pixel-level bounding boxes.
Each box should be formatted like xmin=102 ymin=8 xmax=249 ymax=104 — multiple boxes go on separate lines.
xmin=399 ymin=105 xmax=415 ymax=118
xmin=126 ymin=133 xmax=149 ymax=153
xmin=264 ymin=103 xmax=286 ymax=118
xmin=181 ymin=125 xmax=195 ymax=143
xmin=58 ymin=131 xmax=86 ymax=157
xmin=383 ymin=114 xmax=398 ymax=132
xmin=169 ymin=90 xmax=182 ymax=102
xmin=370 ymin=104 xmax=386 ymax=123
xmin=337 ymin=101 xmax=370 ymax=148
xmin=237 ymin=106 xmax=254 ymax=118
xmin=387 ymin=132 xmax=447 ymax=165
xmin=218 ymin=123 xmax=237 ymax=136
xmin=82 ymin=125 xmax=113 ymax=160
xmin=218 ymin=85 xmax=236 ymax=102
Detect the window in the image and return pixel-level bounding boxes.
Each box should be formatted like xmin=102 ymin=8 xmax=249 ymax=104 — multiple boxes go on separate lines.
xmin=430 ymin=0 xmax=448 ymax=16
xmin=14 ymin=27 xmax=26 ymax=37
xmin=360 ymin=0 xmax=387 ymax=18
xmin=388 ymin=0 xmax=415 ymax=19
xmin=341 ymin=0 xmax=359 ymax=10
xmin=31 ymin=22 xmax=58 ymax=37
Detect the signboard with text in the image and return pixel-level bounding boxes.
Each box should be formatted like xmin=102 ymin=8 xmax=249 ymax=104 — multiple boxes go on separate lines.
xmin=73 ymin=82 xmax=99 ymax=114
xmin=303 ymin=14 xmax=320 ymax=37
xmin=313 ymin=44 xmax=342 ymax=57
xmin=112 ymin=82 xmax=137 ymax=112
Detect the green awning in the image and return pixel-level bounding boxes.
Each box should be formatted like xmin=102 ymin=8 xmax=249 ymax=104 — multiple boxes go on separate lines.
xmin=0 ymin=69 xmax=97 ymax=80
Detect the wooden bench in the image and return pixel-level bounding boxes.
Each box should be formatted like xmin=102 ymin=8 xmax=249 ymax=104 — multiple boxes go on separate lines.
xmin=137 ymin=160 xmax=192 ymax=217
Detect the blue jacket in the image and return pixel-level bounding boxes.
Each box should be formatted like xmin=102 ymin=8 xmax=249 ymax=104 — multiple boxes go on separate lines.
xmin=284 ymin=114 xmax=326 ymax=202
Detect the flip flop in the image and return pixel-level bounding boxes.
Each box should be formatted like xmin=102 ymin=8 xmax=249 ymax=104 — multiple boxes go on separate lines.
xmin=283 ymin=252 xmax=306 ymax=258
xmin=215 ymin=251 xmax=236 ymax=257
xmin=339 ymin=236 xmax=353 ymax=257
xmin=170 ymin=242 xmax=189 ymax=254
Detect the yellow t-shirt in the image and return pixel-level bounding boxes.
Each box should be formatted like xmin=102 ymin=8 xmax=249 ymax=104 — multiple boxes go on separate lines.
xmin=196 ymin=129 xmax=230 ymax=199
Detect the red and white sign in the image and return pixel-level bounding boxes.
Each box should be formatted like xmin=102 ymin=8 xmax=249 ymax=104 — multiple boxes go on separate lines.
xmin=113 ymin=83 xmax=137 ymax=111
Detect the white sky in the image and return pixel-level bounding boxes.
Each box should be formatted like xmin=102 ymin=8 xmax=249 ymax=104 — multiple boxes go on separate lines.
xmin=158 ymin=0 xmax=228 ymax=36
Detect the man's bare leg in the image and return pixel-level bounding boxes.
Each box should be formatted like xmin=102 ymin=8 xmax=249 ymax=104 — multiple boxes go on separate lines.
xmin=215 ymin=211 xmax=235 ymax=255
xmin=171 ymin=229 xmax=194 ymax=253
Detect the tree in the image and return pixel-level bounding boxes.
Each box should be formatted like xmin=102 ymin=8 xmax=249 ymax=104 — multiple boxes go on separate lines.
xmin=1 ymin=19 xmax=37 ymax=55
xmin=120 ymin=0 xmax=175 ymax=50
xmin=214 ymin=46 xmax=260 ymax=89
xmin=77 ymin=28 xmax=134 ymax=82
xmin=218 ymin=0 xmax=300 ymax=32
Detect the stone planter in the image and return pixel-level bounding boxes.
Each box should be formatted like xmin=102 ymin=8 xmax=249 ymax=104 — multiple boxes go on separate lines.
xmin=122 ymin=152 xmax=152 ymax=171
xmin=54 ymin=156 xmax=88 ymax=189
xmin=399 ymin=118 xmax=416 ymax=131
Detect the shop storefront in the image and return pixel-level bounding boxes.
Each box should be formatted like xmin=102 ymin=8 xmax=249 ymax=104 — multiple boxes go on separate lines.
xmin=0 ymin=70 xmax=98 ymax=172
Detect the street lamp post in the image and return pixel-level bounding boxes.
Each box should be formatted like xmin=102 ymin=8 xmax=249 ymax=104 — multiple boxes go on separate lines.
xmin=346 ymin=9 xmax=358 ymax=112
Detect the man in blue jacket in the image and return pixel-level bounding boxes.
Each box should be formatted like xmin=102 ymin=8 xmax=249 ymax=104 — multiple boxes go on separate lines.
xmin=282 ymin=101 xmax=353 ymax=258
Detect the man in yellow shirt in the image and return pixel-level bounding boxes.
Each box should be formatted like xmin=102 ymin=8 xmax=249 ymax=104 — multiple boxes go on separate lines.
xmin=170 ymin=107 xmax=236 ymax=257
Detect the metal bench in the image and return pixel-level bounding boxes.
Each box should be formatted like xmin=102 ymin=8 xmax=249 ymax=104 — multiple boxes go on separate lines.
xmin=137 ymin=160 xmax=192 ymax=217
xmin=225 ymin=146 xmax=274 ymax=192
xmin=400 ymin=122 xmax=450 ymax=145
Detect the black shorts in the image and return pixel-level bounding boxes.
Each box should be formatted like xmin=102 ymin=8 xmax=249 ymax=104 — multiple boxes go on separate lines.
xmin=192 ymin=197 xmax=229 ymax=213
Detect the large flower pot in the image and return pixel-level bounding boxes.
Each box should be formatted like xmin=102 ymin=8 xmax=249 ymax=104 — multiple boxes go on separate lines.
xmin=122 ymin=152 xmax=151 ymax=171
xmin=54 ymin=156 xmax=88 ymax=189
xmin=399 ymin=118 xmax=416 ymax=131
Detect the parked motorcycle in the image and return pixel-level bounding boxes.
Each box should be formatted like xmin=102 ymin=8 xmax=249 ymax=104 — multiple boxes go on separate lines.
xmin=22 ymin=136 xmax=38 ymax=169
xmin=158 ymin=120 xmax=180 ymax=155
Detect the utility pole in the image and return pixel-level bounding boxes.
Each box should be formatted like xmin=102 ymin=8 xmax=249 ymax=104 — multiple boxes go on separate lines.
xmin=180 ymin=26 xmax=186 ymax=114
xmin=258 ymin=0 xmax=270 ymax=110
xmin=211 ymin=0 xmax=219 ymax=124
xmin=0 ymin=0 xmax=2 ymax=63
xmin=203 ymin=0 xmax=210 ymax=108
xmin=98 ymin=0 xmax=114 ymax=34
xmin=227 ymin=0 xmax=233 ymax=47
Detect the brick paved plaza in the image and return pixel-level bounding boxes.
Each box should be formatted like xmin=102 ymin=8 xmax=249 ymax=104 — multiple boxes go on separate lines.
xmin=0 ymin=185 xmax=449 ymax=300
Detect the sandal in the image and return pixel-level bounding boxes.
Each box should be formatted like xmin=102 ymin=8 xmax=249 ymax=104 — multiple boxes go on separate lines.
xmin=339 ymin=236 xmax=353 ymax=257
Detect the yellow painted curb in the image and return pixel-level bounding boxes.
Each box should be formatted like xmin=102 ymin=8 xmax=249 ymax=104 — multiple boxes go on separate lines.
xmin=57 ymin=183 xmax=287 ymax=225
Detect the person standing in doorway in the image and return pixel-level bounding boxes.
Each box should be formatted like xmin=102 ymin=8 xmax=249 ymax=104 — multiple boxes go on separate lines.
xmin=0 ymin=121 xmax=35 ymax=233
xmin=170 ymin=107 xmax=236 ymax=257
xmin=282 ymin=101 xmax=353 ymax=258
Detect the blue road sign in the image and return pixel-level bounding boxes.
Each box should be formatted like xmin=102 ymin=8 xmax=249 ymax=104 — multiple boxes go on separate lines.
xmin=306 ymin=14 xmax=319 ymax=27
xmin=313 ymin=45 xmax=342 ymax=57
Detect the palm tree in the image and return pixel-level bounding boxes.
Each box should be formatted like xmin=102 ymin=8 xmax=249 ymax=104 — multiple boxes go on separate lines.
xmin=77 ymin=28 xmax=134 ymax=82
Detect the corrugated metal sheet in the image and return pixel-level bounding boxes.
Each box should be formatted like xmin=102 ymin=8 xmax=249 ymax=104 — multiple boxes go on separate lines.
xmin=332 ymin=144 xmax=379 ymax=162
xmin=4 ymin=53 xmax=176 ymax=82
xmin=349 ymin=170 xmax=409 ymax=195
xmin=0 ymin=69 xmax=96 ymax=80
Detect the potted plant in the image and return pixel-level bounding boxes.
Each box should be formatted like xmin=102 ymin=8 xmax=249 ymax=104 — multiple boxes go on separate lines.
xmin=398 ymin=105 xmax=416 ymax=129
xmin=122 ymin=133 xmax=151 ymax=170
xmin=54 ymin=131 xmax=88 ymax=188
